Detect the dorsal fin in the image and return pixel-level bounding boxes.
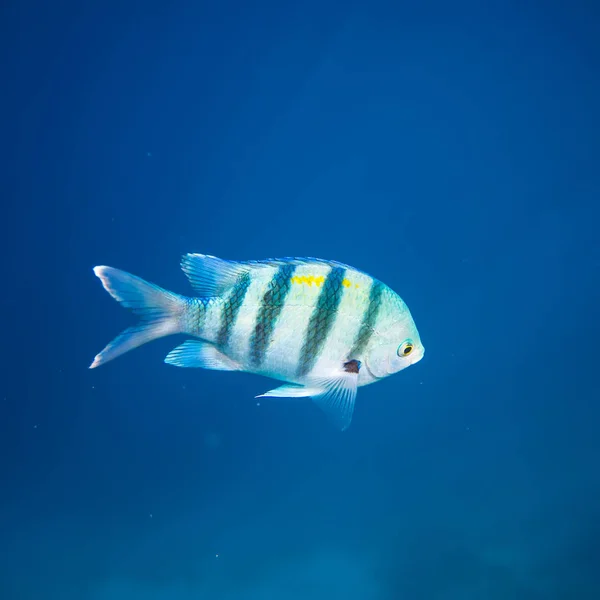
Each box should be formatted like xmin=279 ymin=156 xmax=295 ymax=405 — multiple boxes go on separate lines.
xmin=180 ymin=254 xmax=248 ymax=297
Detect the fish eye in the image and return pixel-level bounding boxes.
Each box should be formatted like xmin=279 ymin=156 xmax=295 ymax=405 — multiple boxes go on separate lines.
xmin=397 ymin=340 xmax=414 ymax=357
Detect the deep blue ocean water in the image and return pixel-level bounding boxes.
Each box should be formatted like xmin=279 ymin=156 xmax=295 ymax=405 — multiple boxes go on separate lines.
xmin=1 ymin=1 xmax=599 ymax=598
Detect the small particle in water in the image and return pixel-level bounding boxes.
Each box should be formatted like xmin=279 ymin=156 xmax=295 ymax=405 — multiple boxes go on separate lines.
xmin=204 ymin=432 xmax=221 ymax=449
xmin=256 ymin=402 xmax=260 ymax=407
xmin=215 ymin=554 xmax=219 ymax=559
xmin=147 ymin=152 xmax=152 ymax=157
xmin=149 ymin=513 xmax=153 ymax=518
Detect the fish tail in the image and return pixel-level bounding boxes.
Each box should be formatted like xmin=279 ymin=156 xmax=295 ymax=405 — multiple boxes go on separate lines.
xmin=89 ymin=266 xmax=188 ymax=368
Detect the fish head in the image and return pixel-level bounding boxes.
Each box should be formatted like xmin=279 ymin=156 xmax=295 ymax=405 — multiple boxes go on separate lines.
xmin=364 ymin=318 xmax=425 ymax=380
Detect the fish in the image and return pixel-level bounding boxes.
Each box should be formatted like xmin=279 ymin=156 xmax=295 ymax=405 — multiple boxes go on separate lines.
xmin=90 ymin=254 xmax=425 ymax=430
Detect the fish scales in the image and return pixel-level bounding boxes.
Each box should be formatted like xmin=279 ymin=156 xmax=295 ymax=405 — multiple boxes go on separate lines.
xmin=249 ymin=263 xmax=296 ymax=368
xmin=216 ymin=271 xmax=251 ymax=348
xmin=296 ymin=266 xmax=346 ymax=377
xmin=226 ymin=263 xmax=278 ymax=365
xmin=184 ymin=297 xmax=207 ymax=335
xmin=349 ymin=279 xmax=385 ymax=358
xmin=262 ymin=262 xmax=338 ymax=381
xmin=315 ymin=268 xmax=377 ymax=376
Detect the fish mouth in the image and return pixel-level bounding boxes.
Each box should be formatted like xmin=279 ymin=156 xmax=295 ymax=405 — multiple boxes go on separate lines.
xmin=410 ymin=351 xmax=424 ymax=366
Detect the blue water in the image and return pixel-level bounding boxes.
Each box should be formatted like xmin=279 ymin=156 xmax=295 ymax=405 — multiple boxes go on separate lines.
xmin=2 ymin=1 xmax=599 ymax=598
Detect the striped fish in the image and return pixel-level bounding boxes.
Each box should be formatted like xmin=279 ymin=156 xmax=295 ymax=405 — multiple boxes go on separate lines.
xmin=90 ymin=254 xmax=425 ymax=430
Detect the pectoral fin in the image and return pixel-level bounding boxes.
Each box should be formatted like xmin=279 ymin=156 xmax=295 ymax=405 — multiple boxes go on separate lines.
xmin=310 ymin=371 xmax=358 ymax=431
xmin=257 ymin=367 xmax=359 ymax=431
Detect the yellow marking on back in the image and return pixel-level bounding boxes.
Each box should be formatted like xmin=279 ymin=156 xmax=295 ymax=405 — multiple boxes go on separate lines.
xmin=291 ymin=274 xmax=360 ymax=289
xmin=291 ymin=274 xmax=326 ymax=287
xmin=342 ymin=278 xmax=359 ymax=288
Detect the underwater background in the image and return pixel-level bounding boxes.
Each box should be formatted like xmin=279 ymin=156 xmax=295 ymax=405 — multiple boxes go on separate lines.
xmin=1 ymin=1 xmax=599 ymax=598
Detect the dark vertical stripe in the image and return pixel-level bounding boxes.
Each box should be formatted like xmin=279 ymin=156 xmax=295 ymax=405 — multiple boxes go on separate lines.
xmin=192 ymin=298 xmax=206 ymax=336
xmin=349 ymin=279 xmax=384 ymax=358
xmin=250 ymin=264 xmax=296 ymax=367
xmin=217 ymin=272 xmax=251 ymax=347
xmin=297 ymin=266 xmax=346 ymax=377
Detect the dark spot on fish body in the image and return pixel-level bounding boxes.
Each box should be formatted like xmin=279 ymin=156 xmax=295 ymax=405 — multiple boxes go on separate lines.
xmin=343 ymin=359 xmax=361 ymax=374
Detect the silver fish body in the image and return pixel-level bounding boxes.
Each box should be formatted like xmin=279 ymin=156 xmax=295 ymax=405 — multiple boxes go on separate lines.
xmin=90 ymin=254 xmax=424 ymax=430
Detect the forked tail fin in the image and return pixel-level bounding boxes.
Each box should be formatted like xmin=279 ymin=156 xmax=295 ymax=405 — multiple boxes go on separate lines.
xmin=90 ymin=266 xmax=187 ymax=368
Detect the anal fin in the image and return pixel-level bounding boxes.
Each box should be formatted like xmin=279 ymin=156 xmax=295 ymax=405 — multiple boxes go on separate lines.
xmin=165 ymin=340 xmax=241 ymax=371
